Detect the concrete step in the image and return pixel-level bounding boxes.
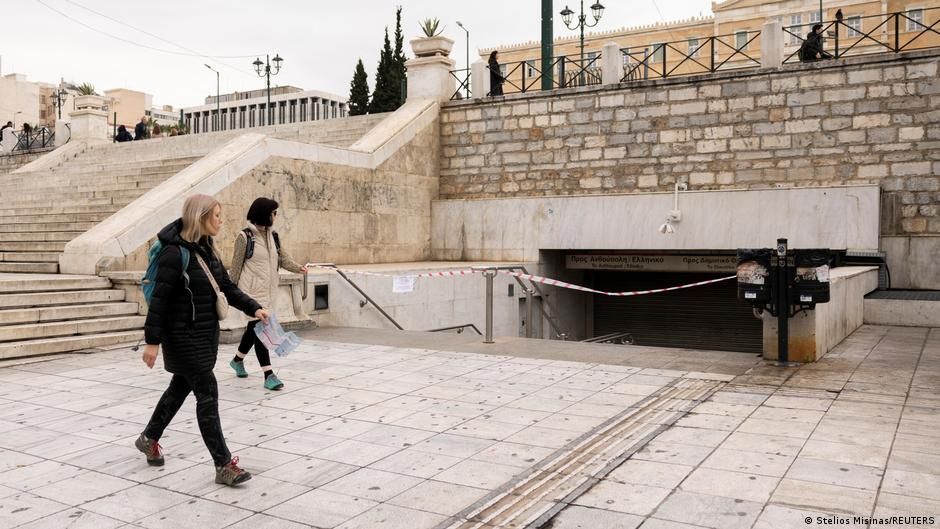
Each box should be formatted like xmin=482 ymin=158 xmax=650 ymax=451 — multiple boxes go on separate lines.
xmin=0 ymin=302 xmax=139 ymax=325
xmin=0 ymin=241 xmax=67 ymax=252
xmin=0 ymin=252 xmax=62 ymax=263
xmin=0 ymin=275 xmax=109 ymax=294
xmin=0 ymin=227 xmax=89 ymax=237
xmin=864 ymin=293 xmax=940 ymax=327
xmin=0 ymin=262 xmax=59 ymax=273
xmin=0 ymin=203 xmax=124 ymax=216
xmin=0 ymin=330 xmax=143 ymax=360
xmin=0 ymin=174 xmax=174 ymax=191
xmin=0 ymin=315 xmax=146 ymax=342
xmin=0 ymin=213 xmax=110 ymax=225
xmin=0 ymin=289 xmax=125 ymax=308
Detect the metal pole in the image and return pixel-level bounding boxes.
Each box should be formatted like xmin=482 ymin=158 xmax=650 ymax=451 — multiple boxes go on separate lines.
xmin=266 ymin=55 xmax=271 ymax=126
xmin=216 ymin=71 xmax=220 ymax=131
xmin=580 ymin=0 xmax=586 ymax=66
xmin=484 ymin=269 xmax=495 ymax=343
xmin=525 ymin=289 xmax=534 ymax=338
xmin=819 ymin=0 xmax=823 ymax=26
xmin=541 ymin=0 xmax=554 ymax=90
xmin=776 ymin=238 xmax=789 ymax=363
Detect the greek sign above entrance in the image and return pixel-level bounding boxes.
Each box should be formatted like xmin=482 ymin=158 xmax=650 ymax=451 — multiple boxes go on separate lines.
xmin=566 ymin=254 xmax=736 ymax=273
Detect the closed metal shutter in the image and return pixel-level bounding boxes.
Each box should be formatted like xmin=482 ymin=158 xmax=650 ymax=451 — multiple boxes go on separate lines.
xmin=592 ymin=271 xmax=762 ymax=353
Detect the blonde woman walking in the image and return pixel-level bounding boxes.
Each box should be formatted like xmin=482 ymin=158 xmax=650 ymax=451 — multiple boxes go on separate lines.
xmin=137 ymin=194 xmax=269 ymax=486
xmin=228 ymin=197 xmax=306 ymax=390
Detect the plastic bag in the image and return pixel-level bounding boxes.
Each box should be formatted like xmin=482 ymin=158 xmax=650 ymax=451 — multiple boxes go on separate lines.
xmin=253 ymin=313 xmax=302 ymax=357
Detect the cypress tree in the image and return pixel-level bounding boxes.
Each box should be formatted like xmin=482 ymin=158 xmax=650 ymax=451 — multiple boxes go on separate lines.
xmin=348 ymin=59 xmax=370 ymax=116
xmin=391 ymin=5 xmax=407 ymax=108
xmin=369 ymin=28 xmax=395 ymax=113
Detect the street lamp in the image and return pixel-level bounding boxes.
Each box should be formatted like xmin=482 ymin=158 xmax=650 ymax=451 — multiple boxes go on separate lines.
xmin=560 ymin=0 xmax=605 ymax=72
xmin=204 ymin=64 xmax=219 ymax=131
xmin=456 ymin=21 xmax=470 ymax=98
xmin=52 ymin=86 xmax=68 ymax=120
xmin=253 ymin=54 xmax=283 ymax=126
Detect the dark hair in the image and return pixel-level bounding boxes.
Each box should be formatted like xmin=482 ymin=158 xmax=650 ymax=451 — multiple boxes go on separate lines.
xmin=118 ymin=125 xmax=127 ymax=132
xmin=812 ymin=23 xmax=823 ymax=32
xmin=489 ymin=50 xmax=498 ymax=61
xmin=246 ymin=197 xmax=279 ymax=227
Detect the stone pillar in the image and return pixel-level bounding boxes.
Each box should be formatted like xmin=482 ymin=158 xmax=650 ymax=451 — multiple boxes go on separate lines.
xmin=761 ymin=18 xmax=784 ymax=69
xmin=0 ymin=128 xmax=15 ymax=152
xmin=54 ymin=119 xmax=71 ymax=147
xmin=407 ymin=37 xmax=457 ymax=103
xmin=471 ymin=60 xmax=489 ymax=99
xmin=601 ymin=42 xmax=622 ymax=85
xmin=69 ymin=95 xmax=109 ymax=142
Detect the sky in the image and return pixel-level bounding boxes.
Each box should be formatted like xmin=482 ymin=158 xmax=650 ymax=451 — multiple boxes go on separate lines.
xmin=1 ymin=0 xmax=714 ymax=108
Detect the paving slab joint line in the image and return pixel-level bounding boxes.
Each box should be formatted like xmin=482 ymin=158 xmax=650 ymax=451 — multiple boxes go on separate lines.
xmin=434 ymin=377 xmax=724 ymax=529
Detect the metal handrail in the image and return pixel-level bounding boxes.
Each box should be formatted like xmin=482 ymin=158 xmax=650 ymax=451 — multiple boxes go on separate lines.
xmin=582 ymin=332 xmax=635 ymax=345
xmin=449 ymin=68 xmax=472 ymax=101
xmin=319 ymin=264 xmax=403 ymax=330
xmin=621 ymin=32 xmax=761 ymax=82
xmin=783 ymin=8 xmax=940 ymax=64
xmin=9 ymin=127 xmax=56 ymax=152
xmin=473 ymin=265 xmax=567 ymax=340
xmin=485 ymin=53 xmax=602 ymax=97
xmin=427 ymin=324 xmax=482 ymax=335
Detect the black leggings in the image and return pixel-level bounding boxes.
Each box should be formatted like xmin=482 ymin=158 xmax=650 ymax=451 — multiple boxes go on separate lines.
xmin=238 ymin=320 xmax=271 ymax=369
xmin=144 ymin=370 xmax=231 ymax=467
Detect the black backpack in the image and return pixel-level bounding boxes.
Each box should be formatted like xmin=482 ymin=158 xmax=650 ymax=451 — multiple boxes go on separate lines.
xmin=243 ymin=228 xmax=281 ymax=261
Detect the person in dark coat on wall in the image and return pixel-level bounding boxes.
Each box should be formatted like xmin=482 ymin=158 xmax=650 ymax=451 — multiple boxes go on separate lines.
xmin=136 ymin=193 xmax=269 ymax=486
xmin=800 ymin=24 xmax=832 ymax=62
xmin=114 ymin=125 xmax=133 ymax=142
xmin=488 ymin=50 xmax=505 ymax=96
xmin=134 ymin=116 xmax=149 ymax=140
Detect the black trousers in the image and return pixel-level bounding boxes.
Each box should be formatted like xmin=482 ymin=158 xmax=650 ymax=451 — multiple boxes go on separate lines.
xmin=238 ymin=320 xmax=271 ymax=369
xmin=143 ymin=370 xmax=231 ymax=467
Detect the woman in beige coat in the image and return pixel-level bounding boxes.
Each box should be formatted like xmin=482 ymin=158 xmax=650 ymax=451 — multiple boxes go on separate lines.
xmin=228 ymin=197 xmax=306 ymax=390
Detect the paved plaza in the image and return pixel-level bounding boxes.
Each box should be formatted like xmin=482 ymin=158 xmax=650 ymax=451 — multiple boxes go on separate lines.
xmin=0 ymin=325 xmax=937 ymax=529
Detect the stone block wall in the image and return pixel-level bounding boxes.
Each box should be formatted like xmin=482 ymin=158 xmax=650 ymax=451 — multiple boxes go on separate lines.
xmin=439 ymin=51 xmax=940 ymax=238
xmin=0 ymin=149 xmax=52 ymax=174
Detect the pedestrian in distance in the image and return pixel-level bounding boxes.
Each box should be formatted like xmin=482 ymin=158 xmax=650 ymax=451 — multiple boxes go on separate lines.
xmin=0 ymin=121 xmax=12 ymax=149
xmin=799 ymin=23 xmax=833 ymax=62
xmin=137 ymin=193 xmax=270 ymax=486
xmin=114 ymin=125 xmax=134 ymax=142
xmin=489 ymin=50 xmax=505 ymax=96
xmin=134 ymin=115 xmax=149 ymax=140
xmin=228 ymin=197 xmax=307 ymax=390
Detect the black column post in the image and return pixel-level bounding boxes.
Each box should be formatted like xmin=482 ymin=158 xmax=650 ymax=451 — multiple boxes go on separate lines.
xmin=776 ymin=238 xmax=789 ymax=363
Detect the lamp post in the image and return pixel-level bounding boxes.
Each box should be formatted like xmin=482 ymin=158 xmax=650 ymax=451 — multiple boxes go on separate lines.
xmin=204 ymin=64 xmax=220 ymax=131
xmin=456 ymin=21 xmax=470 ymax=98
xmin=52 ymin=87 xmax=68 ymax=120
xmin=252 ymin=54 xmax=283 ymax=126
xmin=560 ymin=0 xmax=605 ymax=76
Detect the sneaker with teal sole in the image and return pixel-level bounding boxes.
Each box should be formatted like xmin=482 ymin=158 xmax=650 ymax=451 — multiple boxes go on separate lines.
xmin=230 ymin=359 xmax=248 ymax=378
xmin=264 ymin=374 xmax=284 ymax=391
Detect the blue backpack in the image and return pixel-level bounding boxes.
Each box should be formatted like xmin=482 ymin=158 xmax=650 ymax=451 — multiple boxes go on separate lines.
xmin=142 ymin=240 xmax=191 ymax=304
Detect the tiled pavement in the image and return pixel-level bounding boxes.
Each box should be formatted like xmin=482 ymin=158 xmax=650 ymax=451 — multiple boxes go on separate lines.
xmin=0 ymin=325 xmax=937 ymax=529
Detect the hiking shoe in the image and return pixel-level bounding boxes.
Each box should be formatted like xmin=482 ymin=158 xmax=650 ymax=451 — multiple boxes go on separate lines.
xmin=215 ymin=457 xmax=251 ymax=486
xmin=134 ymin=434 xmax=164 ymax=467
xmin=263 ymin=374 xmax=284 ymax=391
xmin=229 ymin=359 xmax=248 ymax=378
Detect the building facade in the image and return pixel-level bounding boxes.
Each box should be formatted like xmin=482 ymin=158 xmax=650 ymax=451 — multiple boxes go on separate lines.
xmin=0 ymin=74 xmax=41 ymax=129
xmin=487 ymin=0 xmax=940 ymax=93
xmin=181 ymin=86 xmax=348 ymax=135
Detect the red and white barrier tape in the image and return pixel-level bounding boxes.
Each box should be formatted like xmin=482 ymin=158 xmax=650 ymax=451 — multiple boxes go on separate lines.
xmin=496 ymin=270 xmax=736 ymax=297
xmin=306 ymin=263 xmax=736 ymax=297
xmin=306 ymin=264 xmax=477 ymax=279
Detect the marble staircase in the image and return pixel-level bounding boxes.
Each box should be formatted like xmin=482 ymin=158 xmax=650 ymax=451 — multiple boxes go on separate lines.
xmin=0 ymin=113 xmax=387 ymax=359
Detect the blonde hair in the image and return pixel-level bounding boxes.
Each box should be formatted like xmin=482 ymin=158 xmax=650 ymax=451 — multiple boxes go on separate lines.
xmin=180 ymin=194 xmax=220 ymax=246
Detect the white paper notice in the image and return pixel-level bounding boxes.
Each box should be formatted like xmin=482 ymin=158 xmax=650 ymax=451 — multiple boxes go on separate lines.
xmin=392 ymin=276 xmax=416 ymax=293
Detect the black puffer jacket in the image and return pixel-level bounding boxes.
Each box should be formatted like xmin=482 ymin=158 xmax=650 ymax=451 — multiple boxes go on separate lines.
xmin=144 ymin=219 xmax=262 ymax=374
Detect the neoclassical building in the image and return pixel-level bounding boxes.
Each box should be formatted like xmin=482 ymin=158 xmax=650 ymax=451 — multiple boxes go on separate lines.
xmin=181 ymin=86 xmax=348 ymax=135
xmin=487 ymin=0 xmax=939 ymax=92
